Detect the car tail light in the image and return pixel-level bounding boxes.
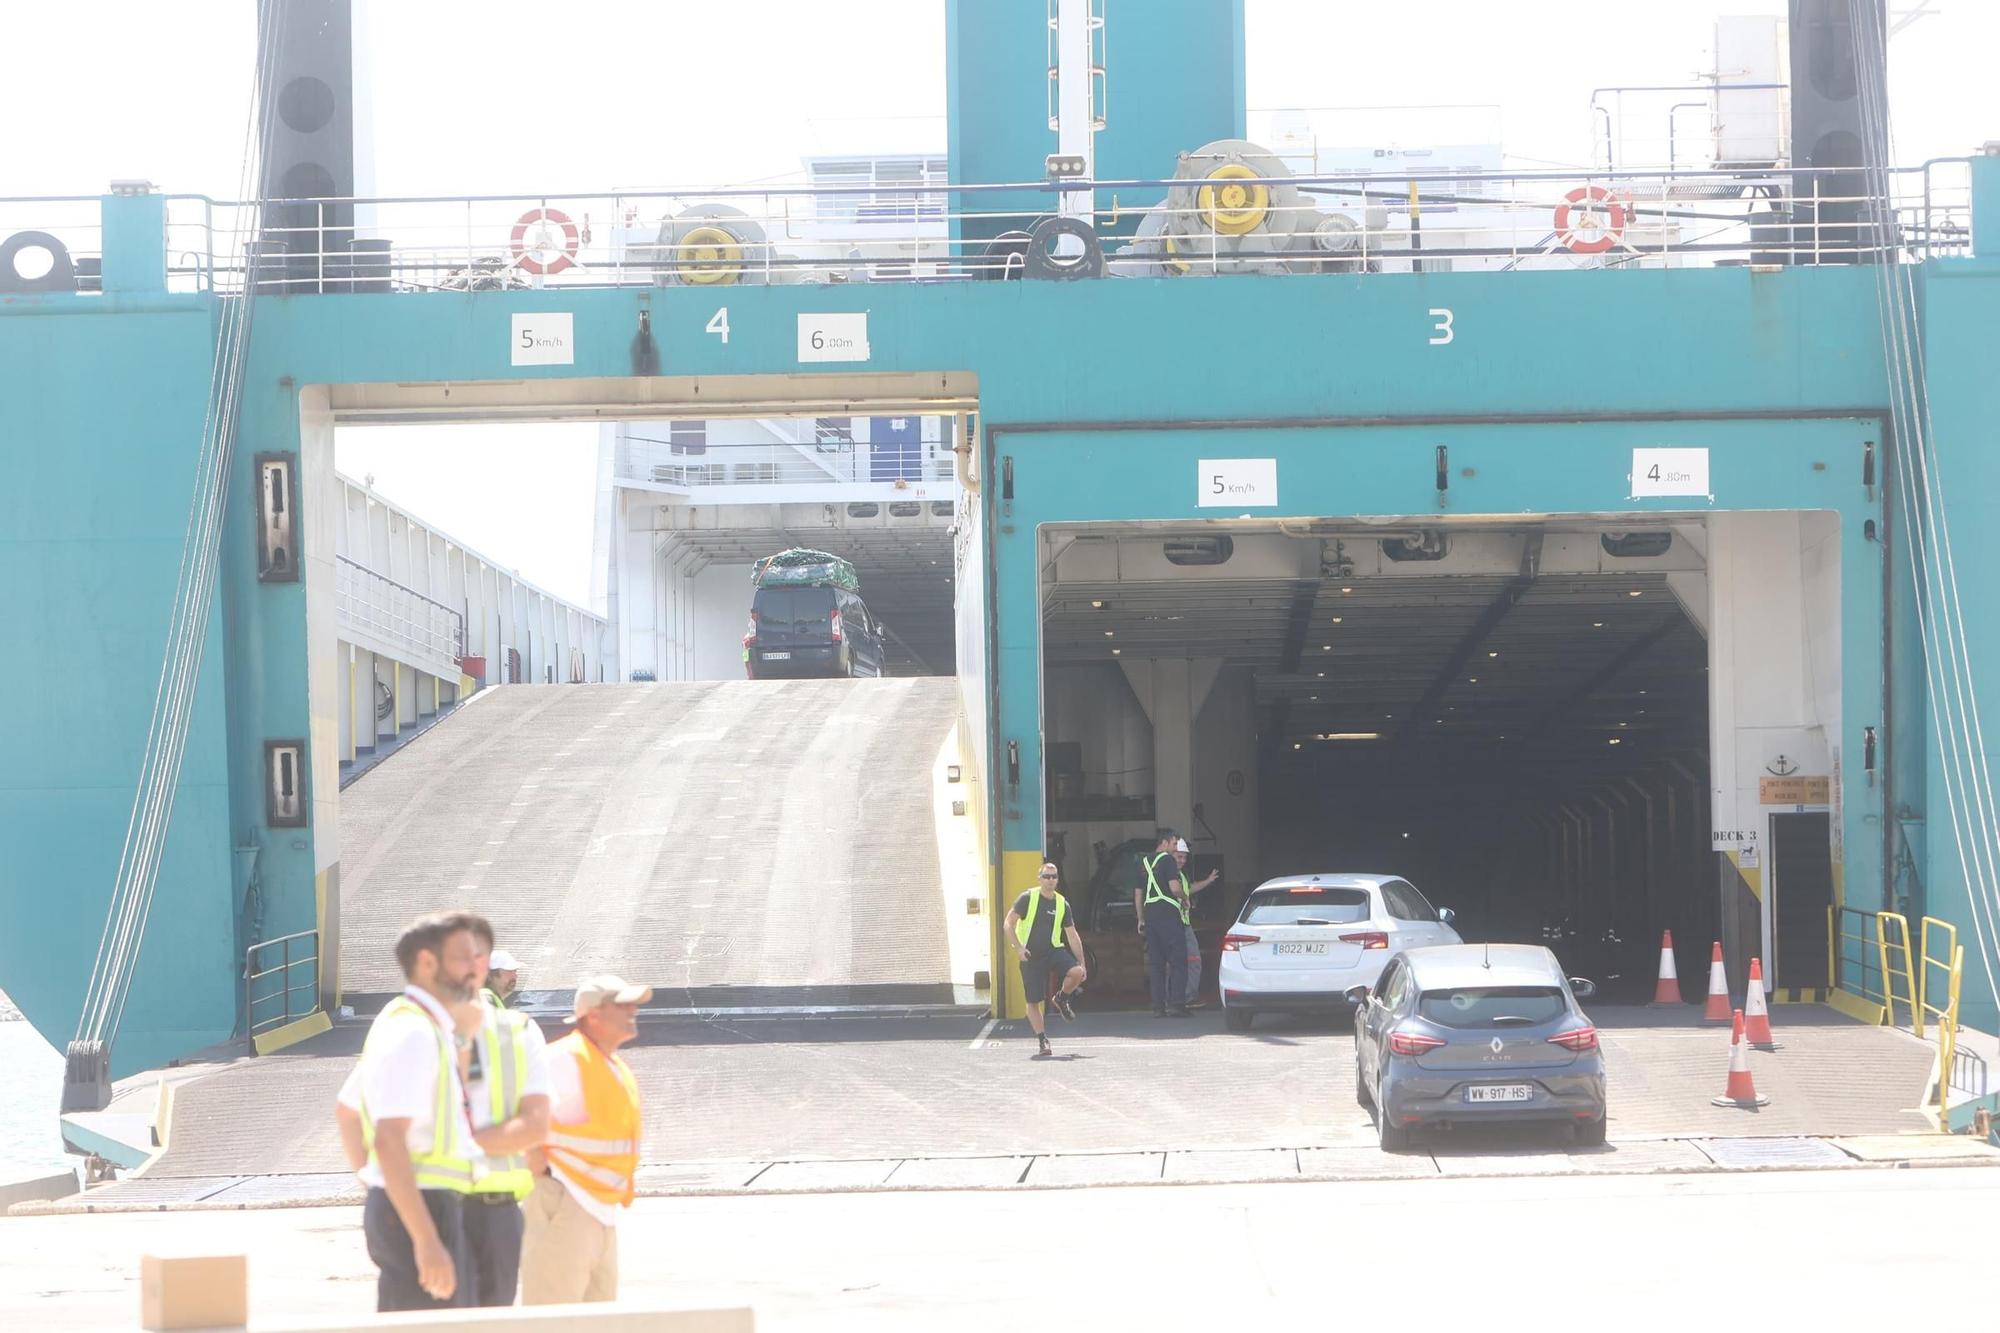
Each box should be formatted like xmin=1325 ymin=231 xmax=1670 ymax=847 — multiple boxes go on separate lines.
xmin=1220 ymin=933 xmax=1260 ymax=952
xmin=1340 ymin=931 xmax=1389 ymax=950
xmin=1388 ymin=1031 xmax=1446 ymax=1057
xmin=1547 ymin=1027 xmax=1599 ymax=1052
xmin=829 ymin=608 xmax=844 ymax=642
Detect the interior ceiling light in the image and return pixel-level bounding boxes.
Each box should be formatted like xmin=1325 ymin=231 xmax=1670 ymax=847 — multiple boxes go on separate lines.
xmin=1111 ymin=648 xmax=1121 ymax=655
xmin=1608 ymin=737 xmax=1622 ymax=745
xmin=1318 ymin=732 xmax=1381 ymax=741
xmin=1292 ymin=743 xmax=1303 ymax=751
xmin=1091 ymin=600 xmax=1105 ymax=609
xmin=1317 ymin=671 xmax=1326 ymax=678
xmin=1103 ymin=630 xmax=1115 ymax=637
xmin=1487 ymin=651 xmax=1499 ymax=658
xmin=1628 ymin=590 xmax=1643 ymax=597
xmin=1331 ymin=616 xmax=1344 ymax=623
xmin=1593 ymin=621 xmax=1605 ymax=628
xmin=1322 ymin=644 xmax=1332 ymax=650
xmin=1341 ymin=587 xmax=1354 ymax=593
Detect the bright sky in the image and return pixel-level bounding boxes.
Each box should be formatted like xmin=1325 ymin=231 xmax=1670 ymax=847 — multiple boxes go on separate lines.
xmin=6 ymin=1 xmax=1995 ymax=605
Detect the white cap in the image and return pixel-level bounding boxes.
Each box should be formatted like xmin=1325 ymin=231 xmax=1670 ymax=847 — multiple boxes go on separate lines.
xmin=488 ymin=949 xmax=521 ymax=972
xmin=566 ymin=974 xmax=654 ymax=1023
xmin=1174 ymin=838 xmax=1190 ymax=854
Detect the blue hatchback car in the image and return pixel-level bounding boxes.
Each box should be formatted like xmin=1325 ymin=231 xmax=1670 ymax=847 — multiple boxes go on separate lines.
xmin=1350 ymin=943 xmax=1607 ymax=1151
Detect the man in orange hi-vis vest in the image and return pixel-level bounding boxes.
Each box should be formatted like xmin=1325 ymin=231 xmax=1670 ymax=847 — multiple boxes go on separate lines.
xmin=520 ymin=974 xmax=651 ymax=1305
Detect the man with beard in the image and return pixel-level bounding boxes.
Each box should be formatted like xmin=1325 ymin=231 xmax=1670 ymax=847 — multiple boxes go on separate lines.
xmin=333 ymin=910 xmax=490 ymax=1311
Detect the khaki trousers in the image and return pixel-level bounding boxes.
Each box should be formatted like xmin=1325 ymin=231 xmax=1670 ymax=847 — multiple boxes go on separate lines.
xmin=520 ymin=1173 xmax=619 ymax=1304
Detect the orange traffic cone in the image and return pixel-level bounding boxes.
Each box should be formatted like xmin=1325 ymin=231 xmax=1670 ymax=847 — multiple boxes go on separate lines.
xmin=1712 ymin=1009 xmax=1769 ymax=1108
xmin=1651 ymin=930 xmax=1682 ymax=1005
xmin=1702 ymin=941 xmax=1732 ymax=1021
xmin=1743 ymin=957 xmax=1777 ymax=1049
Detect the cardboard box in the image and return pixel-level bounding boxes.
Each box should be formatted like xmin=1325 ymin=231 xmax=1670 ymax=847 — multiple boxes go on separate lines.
xmin=141 ymin=1253 xmax=247 ymax=1331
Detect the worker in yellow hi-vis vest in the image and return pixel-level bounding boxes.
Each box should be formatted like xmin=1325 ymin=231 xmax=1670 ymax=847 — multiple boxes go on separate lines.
xmin=1004 ymin=861 xmax=1088 ymax=1059
xmin=333 ymin=910 xmax=489 ymax=1312
xmin=1133 ymin=831 xmax=1218 ymax=1018
xmin=460 ymin=929 xmax=550 ymax=1307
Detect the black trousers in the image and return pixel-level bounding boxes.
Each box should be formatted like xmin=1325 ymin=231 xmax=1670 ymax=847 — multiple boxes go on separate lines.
xmin=462 ymin=1193 xmax=525 ymax=1307
xmin=364 ymin=1187 xmax=472 ymax=1312
xmin=1145 ymin=906 xmax=1189 ymax=1008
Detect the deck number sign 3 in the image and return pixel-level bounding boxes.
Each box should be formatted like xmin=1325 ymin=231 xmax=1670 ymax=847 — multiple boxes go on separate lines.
xmin=1630 ymin=447 xmax=1710 ymax=498
xmin=1199 ymin=458 xmax=1278 ymax=507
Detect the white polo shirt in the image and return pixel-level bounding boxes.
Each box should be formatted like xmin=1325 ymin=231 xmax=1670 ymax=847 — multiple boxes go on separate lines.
xmin=336 ymin=986 xmax=477 ymax=1190
xmin=544 ymin=1038 xmax=631 ymax=1228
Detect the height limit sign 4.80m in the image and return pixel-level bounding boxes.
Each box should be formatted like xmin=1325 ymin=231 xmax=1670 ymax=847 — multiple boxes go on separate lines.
xmin=1629 ymin=447 xmax=1710 ymax=499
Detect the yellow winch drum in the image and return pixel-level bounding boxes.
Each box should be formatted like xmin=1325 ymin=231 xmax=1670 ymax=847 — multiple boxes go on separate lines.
xmin=652 ymin=204 xmax=774 ymax=288
xmin=1198 ymin=163 xmax=1270 ymax=235
xmin=675 ymin=225 xmax=744 ymax=286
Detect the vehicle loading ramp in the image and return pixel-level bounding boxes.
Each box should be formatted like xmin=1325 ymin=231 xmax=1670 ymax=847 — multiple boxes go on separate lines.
xmin=98 ymin=1005 xmax=1950 ymax=1201
xmin=337 ymin=679 xmax=959 ymax=1000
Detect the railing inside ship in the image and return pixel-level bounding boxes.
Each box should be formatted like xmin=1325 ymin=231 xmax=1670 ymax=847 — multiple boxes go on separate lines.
xmin=335 ymin=555 xmax=467 ymax=673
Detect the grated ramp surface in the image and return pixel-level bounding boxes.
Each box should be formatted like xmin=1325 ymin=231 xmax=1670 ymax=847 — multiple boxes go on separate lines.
xmin=338 ymin=680 xmax=957 ymax=995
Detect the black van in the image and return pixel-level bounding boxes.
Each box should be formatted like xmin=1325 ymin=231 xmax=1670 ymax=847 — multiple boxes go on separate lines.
xmin=744 ymin=584 xmax=886 ymax=679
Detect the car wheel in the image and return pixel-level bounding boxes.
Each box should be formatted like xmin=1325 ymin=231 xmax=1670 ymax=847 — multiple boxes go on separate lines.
xmin=1222 ymin=1007 xmax=1253 ymax=1034
xmin=1574 ymin=1115 xmax=1607 ymax=1148
xmin=1376 ymin=1108 xmax=1410 ymax=1153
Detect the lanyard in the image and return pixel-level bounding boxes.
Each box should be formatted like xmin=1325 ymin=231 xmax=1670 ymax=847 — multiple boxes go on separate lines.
xmin=405 ymin=989 xmax=476 ymax=1124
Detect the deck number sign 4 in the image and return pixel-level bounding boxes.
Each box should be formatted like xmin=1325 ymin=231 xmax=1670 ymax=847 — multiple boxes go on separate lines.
xmin=1199 ymin=458 xmax=1278 ymax=507
xmin=1630 ymin=447 xmax=1710 ymax=499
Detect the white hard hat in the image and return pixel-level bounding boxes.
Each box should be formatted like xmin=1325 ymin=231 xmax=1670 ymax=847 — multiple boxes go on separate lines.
xmin=1174 ymin=838 xmax=1190 ymax=854
xmin=488 ymin=948 xmax=521 ymax=972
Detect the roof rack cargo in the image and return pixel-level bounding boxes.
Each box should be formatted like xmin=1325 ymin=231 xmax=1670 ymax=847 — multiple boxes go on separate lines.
xmin=750 ymin=547 xmax=861 ymax=592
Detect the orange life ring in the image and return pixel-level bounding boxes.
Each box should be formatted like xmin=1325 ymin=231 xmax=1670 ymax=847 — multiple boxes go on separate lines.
xmin=510 ymin=207 xmax=580 ymax=275
xmin=1553 ymin=185 xmax=1627 ymax=255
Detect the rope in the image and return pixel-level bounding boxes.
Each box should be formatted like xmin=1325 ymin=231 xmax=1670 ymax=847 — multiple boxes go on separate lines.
xmin=74 ymin=0 xmax=290 ymax=1050
xmin=1846 ymin=0 xmax=2000 ymax=1008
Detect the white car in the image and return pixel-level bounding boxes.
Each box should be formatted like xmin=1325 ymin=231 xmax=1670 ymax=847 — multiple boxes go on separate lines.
xmin=1218 ymin=873 xmax=1462 ymax=1032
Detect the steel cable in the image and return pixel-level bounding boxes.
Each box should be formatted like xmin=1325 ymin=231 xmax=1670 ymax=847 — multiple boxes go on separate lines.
xmin=75 ymin=0 xmax=289 ymax=1050
xmin=1847 ymin=1 xmax=2000 ymax=1005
